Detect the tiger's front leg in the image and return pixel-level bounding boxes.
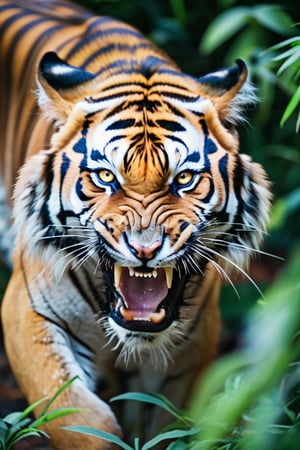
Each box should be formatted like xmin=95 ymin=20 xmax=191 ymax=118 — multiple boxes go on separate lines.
xmin=1 ymin=255 xmax=121 ymax=450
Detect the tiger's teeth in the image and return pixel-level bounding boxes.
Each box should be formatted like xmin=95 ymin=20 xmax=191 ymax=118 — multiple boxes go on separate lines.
xmin=115 ymin=265 xmax=172 ymax=287
xmin=114 ymin=265 xmax=122 ymax=289
xmin=120 ymin=306 xmax=135 ymax=321
xmin=149 ymin=308 xmax=166 ymax=323
xmin=164 ymin=267 xmax=173 ymax=289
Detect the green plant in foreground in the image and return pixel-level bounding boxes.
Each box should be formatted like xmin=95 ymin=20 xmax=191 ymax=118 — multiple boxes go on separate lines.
xmin=64 ymin=392 xmax=198 ymax=450
xmin=0 ymin=377 xmax=82 ymax=450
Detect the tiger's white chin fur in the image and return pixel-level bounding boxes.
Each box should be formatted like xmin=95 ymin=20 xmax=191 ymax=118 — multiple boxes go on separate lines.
xmin=102 ymin=317 xmax=186 ymax=371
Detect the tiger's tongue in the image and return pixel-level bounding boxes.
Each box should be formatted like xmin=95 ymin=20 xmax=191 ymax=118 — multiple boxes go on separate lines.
xmin=119 ymin=268 xmax=168 ymax=317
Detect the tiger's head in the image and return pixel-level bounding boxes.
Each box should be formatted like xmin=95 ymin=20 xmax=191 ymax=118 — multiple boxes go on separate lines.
xmin=14 ymin=51 xmax=271 ymax=363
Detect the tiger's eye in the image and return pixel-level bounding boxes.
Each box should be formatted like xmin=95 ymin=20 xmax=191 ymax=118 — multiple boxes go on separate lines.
xmin=176 ymin=171 xmax=193 ymax=185
xmin=98 ymin=169 xmax=115 ymax=183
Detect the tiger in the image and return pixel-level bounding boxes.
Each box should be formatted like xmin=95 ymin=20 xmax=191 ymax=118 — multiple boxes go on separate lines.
xmin=0 ymin=0 xmax=271 ymax=448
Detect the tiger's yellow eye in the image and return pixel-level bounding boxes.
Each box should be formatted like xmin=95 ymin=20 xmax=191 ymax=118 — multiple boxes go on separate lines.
xmin=98 ymin=169 xmax=115 ymax=183
xmin=175 ymin=171 xmax=194 ymax=185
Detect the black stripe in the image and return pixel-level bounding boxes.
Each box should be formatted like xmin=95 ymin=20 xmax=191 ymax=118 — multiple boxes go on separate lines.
xmin=165 ymin=134 xmax=189 ymax=151
xmin=80 ymin=42 xmax=154 ymax=70
xmin=164 ymin=101 xmax=185 ymax=118
xmin=106 ymin=118 xmax=135 ymax=130
xmin=150 ymin=80 xmax=193 ymax=90
xmin=100 ymin=81 xmax=148 ymax=93
xmin=84 ymin=16 xmax=118 ymax=34
xmin=68 ymin=269 xmax=98 ymax=314
xmin=75 ymin=349 xmax=93 ymax=361
xmin=88 ymin=90 xmax=136 ymax=103
xmin=40 ymin=153 xmax=55 ymax=229
xmin=160 ymin=91 xmax=200 ymax=103
xmin=65 ymin=26 xmax=143 ymax=60
xmin=156 ymin=119 xmax=185 ymax=132
xmin=219 ymin=154 xmax=230 ymax=211
xmin=94 ymin=59 xmax=135 ymax=77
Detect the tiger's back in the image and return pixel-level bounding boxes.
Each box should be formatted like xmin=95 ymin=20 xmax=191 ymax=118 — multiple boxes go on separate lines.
xmin=0 ymin=1 xmax=271 ymax=449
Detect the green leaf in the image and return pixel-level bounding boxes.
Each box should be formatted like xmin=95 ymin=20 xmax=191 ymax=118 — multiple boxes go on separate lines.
xmin=31 ymin=407 xmax=84 ymax=428
xmin=251 ymin=5 xmax=293 ymax=34
xmin=5 ymin=417 xmax=32 ymax=439
xmin=269 ymin=36 xmax=300 ymax=51
xmin=0 ymin=420 xmax=8 ymax=431
xmin=273 ymin=46 xmax=300 ymax=63
xmin=277 ymin=50 xmax=300 ymax=74
xmin=142 ymin=428 xmax=200 ymax=450
xmin=280 ymin=86 xmax=300 ymax=127
xmin=8 ymin=428 xmax=47 ymax=447
xmin=166 ymin=440 xmax=190 ymax=450
xmin=199 ymin=7 xmax=250 ymax=54
xmin=62 ymin=426 xmax=133 ymax=450
xmin=39 ymin=376 xmax=79 ymax=417
xmin=1 ymin=413 xmax=23 ymax=426
xmin=0 ymin=435 xmax=7 ymax=449
xmin=16 ymin=397 xmax=48 ymax=422
xmin=111 ymin=392 xmax=191 ymax=424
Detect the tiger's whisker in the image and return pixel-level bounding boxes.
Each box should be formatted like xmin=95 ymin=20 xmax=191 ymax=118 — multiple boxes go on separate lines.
xmin=39 ymin=233 xmax=95 ymax=241
xmin=42 ymin=238 xmax=97 ymax=280
xmin=197 ymin=242 xmax=265 ymax=298
xmin=200 ymin=236 xmax=283 ymax=260
xmin=186 ymin=242 xmax=240 ymax=299
xmin=71 ymin=247 xmax=98 ymax=271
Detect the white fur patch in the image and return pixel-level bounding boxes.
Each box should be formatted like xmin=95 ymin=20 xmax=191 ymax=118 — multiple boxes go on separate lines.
xmin=101 ymin=317 xmax=186 ymax=371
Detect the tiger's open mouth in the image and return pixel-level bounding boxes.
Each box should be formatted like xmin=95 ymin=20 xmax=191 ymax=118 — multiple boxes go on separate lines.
xmin=106 ymin=265 xmax=186 ymax=332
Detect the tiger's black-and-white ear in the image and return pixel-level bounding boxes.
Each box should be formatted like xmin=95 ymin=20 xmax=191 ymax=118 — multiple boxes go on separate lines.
xmin=39 ymin=52 xmax=95 ymax=89
xmin=37 ymin=52 xmax=95 ymax=122
xmin=198 ymin=59 xmax=256 ymax=124
xmin=198 ymin=59 xmax=247 ymax=95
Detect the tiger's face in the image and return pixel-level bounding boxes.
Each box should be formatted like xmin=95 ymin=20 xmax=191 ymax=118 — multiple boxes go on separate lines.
xmin=14 ymin=52 xmax=270 ymax=354
xmin=54 ymin=96 xmax=229 ymax=333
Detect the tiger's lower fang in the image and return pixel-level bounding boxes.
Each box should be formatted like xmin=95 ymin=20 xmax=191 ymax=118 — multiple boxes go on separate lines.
xmin=149 ymin=308 xmax=166 ymax=323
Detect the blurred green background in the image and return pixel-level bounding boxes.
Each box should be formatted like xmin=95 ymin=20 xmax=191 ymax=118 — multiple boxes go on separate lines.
xmin=0 ymin=0 xmax=299 ymax=449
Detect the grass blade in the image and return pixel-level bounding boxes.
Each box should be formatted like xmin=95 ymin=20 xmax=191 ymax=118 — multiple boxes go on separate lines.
xmin=142 ymin=428 xmax=199 ymax=450
xmin=111 ymin=392 xmax=191 ymax=424
xmin=39 ymin=376 xmax=79 ymax=417
xmin=62 ymin=426 xmax=133 ymax=450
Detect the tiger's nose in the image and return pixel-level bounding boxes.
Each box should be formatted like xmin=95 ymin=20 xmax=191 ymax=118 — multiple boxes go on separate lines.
xmin=129 ymin=240 xmax=162 ymax=260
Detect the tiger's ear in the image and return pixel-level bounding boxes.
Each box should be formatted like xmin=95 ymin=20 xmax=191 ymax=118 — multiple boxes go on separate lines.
xmin=37 ymin=52 xmax=95 ymax=123
xmin=198 ymin=59 xmax=255 ymax=124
